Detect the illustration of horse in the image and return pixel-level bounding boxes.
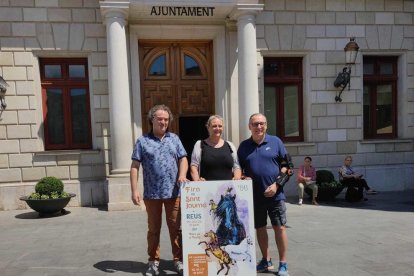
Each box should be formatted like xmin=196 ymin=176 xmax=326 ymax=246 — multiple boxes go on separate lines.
xmin=223 ymin=236 xmax=253 ymax=262
xmin=213 ymin=187 xmax=246 ymax=246
xmin=198 ymin=230 xmax=234 ymax=275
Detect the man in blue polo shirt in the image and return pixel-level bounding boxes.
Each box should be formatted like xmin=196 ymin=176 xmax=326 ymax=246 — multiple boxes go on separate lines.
xmin=130 ymin=105 xmax=188 ymax=276
xmin=238 ymin=113 xmax=292 ymax=276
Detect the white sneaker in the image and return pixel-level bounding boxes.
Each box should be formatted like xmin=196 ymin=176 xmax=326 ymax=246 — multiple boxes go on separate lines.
xmin=146 ymin=261 xmax=160 ymax=276
xmin=174 ymin=260 xmax=183 ymax=275
xmin=298 ymin=199 xmax=303 ymax=205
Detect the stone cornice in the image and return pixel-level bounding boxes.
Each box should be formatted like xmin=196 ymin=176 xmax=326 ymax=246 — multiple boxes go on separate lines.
xmin=229 ymin=3 xmax=263 ymax=21
xmin=225 ymin=17 xmax=237 ymax=31
xmin=100 ymin=1 xmax=130 ymax=23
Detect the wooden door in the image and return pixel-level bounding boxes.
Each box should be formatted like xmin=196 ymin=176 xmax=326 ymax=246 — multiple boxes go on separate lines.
xmin=139 ymin=40 xmax=214 ymax=134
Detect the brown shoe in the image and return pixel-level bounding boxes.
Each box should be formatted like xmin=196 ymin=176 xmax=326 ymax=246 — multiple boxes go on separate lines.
xmin=312 ymin=200 xmax=319 ymax=205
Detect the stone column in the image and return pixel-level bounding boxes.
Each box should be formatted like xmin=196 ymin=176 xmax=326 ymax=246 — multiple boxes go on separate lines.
xmin=101 ymin=2 xmax=132 ymax=175
xmin=101 ymin=2 xmax=136 ymax=210
xmin=230 ymin=4 xmax=263 ymax=140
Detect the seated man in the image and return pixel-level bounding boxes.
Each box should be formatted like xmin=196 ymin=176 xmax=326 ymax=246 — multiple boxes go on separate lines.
xmin=339 ymin=155 xmax=377 ymax=202
xmin=297 ymin=156 xmax=318 ymax=205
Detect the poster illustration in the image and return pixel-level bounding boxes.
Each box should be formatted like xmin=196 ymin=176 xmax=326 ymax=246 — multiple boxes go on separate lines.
xmin=181 ymin=180 xmax=256 ymax=276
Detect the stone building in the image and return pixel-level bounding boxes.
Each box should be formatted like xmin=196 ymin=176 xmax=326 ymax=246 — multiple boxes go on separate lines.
xmin=0 ymin=0 xmax=413 ymax=210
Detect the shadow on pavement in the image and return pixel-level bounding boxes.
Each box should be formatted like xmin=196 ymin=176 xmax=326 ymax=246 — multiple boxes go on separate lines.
xmin=94 ymin=259 xmax=176 ymax=275
xmin=14 ymin=210 xmax=72 ymax=219
xmin=286 ymin=190 xmax=414 ymax=212
xmin=82 ymin=205 xmax=108 ymax=211
xmin=15 ymin=205 xmax=107 ymax=219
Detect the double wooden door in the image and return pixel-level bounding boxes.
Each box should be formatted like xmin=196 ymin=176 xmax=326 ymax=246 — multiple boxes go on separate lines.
xmin=139 ymin=40 xmax=214 ymax=135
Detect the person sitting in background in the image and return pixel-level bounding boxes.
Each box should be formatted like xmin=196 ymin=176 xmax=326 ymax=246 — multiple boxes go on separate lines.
xmin=297 ymin=156 xmax=318 ymax=205
xmin=339 ymin=155 xmax=377 ymax=202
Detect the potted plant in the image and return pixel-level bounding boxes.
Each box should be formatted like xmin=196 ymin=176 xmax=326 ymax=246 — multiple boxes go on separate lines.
xmin=305 ymin=170 xmax=345 ymax=201
xmin=20 ymin=176 xmax=76 ymax=216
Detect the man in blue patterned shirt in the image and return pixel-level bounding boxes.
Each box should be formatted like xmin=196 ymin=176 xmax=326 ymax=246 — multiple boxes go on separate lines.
xmin=130 ymin=105 xmax=188 ymax=276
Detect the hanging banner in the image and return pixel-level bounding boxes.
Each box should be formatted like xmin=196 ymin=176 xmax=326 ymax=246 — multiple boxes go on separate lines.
xmin=181 ymin=180 xmax=256 ymax=276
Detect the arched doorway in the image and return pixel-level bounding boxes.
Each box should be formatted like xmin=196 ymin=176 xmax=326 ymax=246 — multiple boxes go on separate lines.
xmin=139 ymin=40 xmax=214 ymax=164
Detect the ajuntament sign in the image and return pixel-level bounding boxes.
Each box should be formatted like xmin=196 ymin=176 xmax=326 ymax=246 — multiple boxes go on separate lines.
xmin=150 ymin=6 xmax=215 ymax=17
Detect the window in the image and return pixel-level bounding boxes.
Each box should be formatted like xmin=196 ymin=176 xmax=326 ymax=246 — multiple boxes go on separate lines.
xmin=184 ymin=54 xmax=201 ymax=76
xmin=264 ymin=58 xmax=303 ymax=142
xmin=40 ymin=58 xmax=92 ymax=150
xmin=363 ymin=56 xmax=398 ymax=139
xmin=149 ymin=54 xmax=166 ymax=76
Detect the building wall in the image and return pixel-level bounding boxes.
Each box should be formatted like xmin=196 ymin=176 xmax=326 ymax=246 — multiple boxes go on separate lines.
xmin=256 ymin=0 xmax=414 ymax=194
xmin=0 ymin=0 xmax=413 ymax=210
xmin=0 ymin=0 xmax=108 ymax=210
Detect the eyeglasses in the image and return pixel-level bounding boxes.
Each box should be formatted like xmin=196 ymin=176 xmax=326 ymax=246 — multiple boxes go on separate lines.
xmin=345 ymin=159 xmax=352 ymax=161
xmin=251 ymin=122 xmax=267 ymax=127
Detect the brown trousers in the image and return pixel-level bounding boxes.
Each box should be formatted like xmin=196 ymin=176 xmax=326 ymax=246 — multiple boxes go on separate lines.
xmin=144 ymin=198 xmax=182 ymax=262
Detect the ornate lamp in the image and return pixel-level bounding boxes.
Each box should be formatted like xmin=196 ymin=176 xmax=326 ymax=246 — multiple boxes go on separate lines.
xmin=334 ymin=38 xmax=360 ymax=102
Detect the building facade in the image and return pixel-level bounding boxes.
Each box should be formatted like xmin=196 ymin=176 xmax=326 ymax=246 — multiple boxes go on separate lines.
xmin=0 ymin=0 xmax=413 ymax=210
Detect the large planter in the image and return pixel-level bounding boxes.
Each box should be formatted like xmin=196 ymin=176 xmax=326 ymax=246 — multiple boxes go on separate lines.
xmin=20 ymin=193 xmax=76 ymax=215
xmin=305 ymin=170 xmax=345 ymax=201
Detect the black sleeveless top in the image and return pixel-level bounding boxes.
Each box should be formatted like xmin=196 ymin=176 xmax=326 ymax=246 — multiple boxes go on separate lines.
xmin=200 ymin=140 xmax=234 ymax=180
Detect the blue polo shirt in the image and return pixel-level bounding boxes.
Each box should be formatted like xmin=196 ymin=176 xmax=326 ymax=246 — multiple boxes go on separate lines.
xmin=131 ymin=132 xmax=187 ymax=199
xmin=237 ymin=134 xmax=288 ymax=202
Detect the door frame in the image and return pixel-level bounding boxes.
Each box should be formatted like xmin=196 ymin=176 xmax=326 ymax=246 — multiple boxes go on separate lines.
xmin=129 ymin=25 xmax=227 ymax=140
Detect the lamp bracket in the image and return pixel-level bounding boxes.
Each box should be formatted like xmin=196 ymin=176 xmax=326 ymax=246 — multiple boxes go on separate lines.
xmin=0 ymin=75 xmax=8 ymax=112
xmin=334 ymin=66 xmax=352 ymax=102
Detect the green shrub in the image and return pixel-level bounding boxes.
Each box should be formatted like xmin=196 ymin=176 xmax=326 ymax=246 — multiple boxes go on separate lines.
xmin=316 ymin=170 xmax=335 ymax=183
xmin=318 ymin=181 xmax=344 ymax=190
xmin=27 ymin=177 xmax=71 ymax=200
xmin=305 ymin=170 xmax=345 ymax=201
xmin=29 ymin=192 xmax=41 ymax=199
xmin=35 ymin=177 xmax=64 ymax=196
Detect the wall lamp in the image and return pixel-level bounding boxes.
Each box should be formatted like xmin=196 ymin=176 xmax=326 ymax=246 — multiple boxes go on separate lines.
xmin=334 ymin=37 xmax=360 ymax=102
xmin=0 ymin=75 xmax=8 ymax=111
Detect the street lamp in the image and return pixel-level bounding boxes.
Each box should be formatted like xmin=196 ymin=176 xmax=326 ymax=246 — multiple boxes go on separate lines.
xmin=334 ymin=37 xmax=360 ymax=102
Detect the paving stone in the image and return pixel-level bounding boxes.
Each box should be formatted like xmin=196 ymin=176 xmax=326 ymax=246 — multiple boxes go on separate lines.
xmin=0 ymin=191 xmax=413 ymax=275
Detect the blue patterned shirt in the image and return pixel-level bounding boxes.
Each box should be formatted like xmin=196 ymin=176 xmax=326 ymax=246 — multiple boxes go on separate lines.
xmin=131 ymin=132 xmax=187 ymax=199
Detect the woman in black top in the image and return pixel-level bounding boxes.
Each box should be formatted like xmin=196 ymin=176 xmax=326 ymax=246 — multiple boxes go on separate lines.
xmin=190 ymin=115 xmax=241 ymax=181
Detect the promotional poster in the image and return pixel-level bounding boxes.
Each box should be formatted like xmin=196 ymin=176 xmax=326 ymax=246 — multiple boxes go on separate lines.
xmin=181 ymin=180 xmax=256 ymax=276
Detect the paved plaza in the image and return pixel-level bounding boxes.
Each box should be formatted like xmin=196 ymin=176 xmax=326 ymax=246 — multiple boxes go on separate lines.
xmin=1 ymin=190 xmax=414 ymax=276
